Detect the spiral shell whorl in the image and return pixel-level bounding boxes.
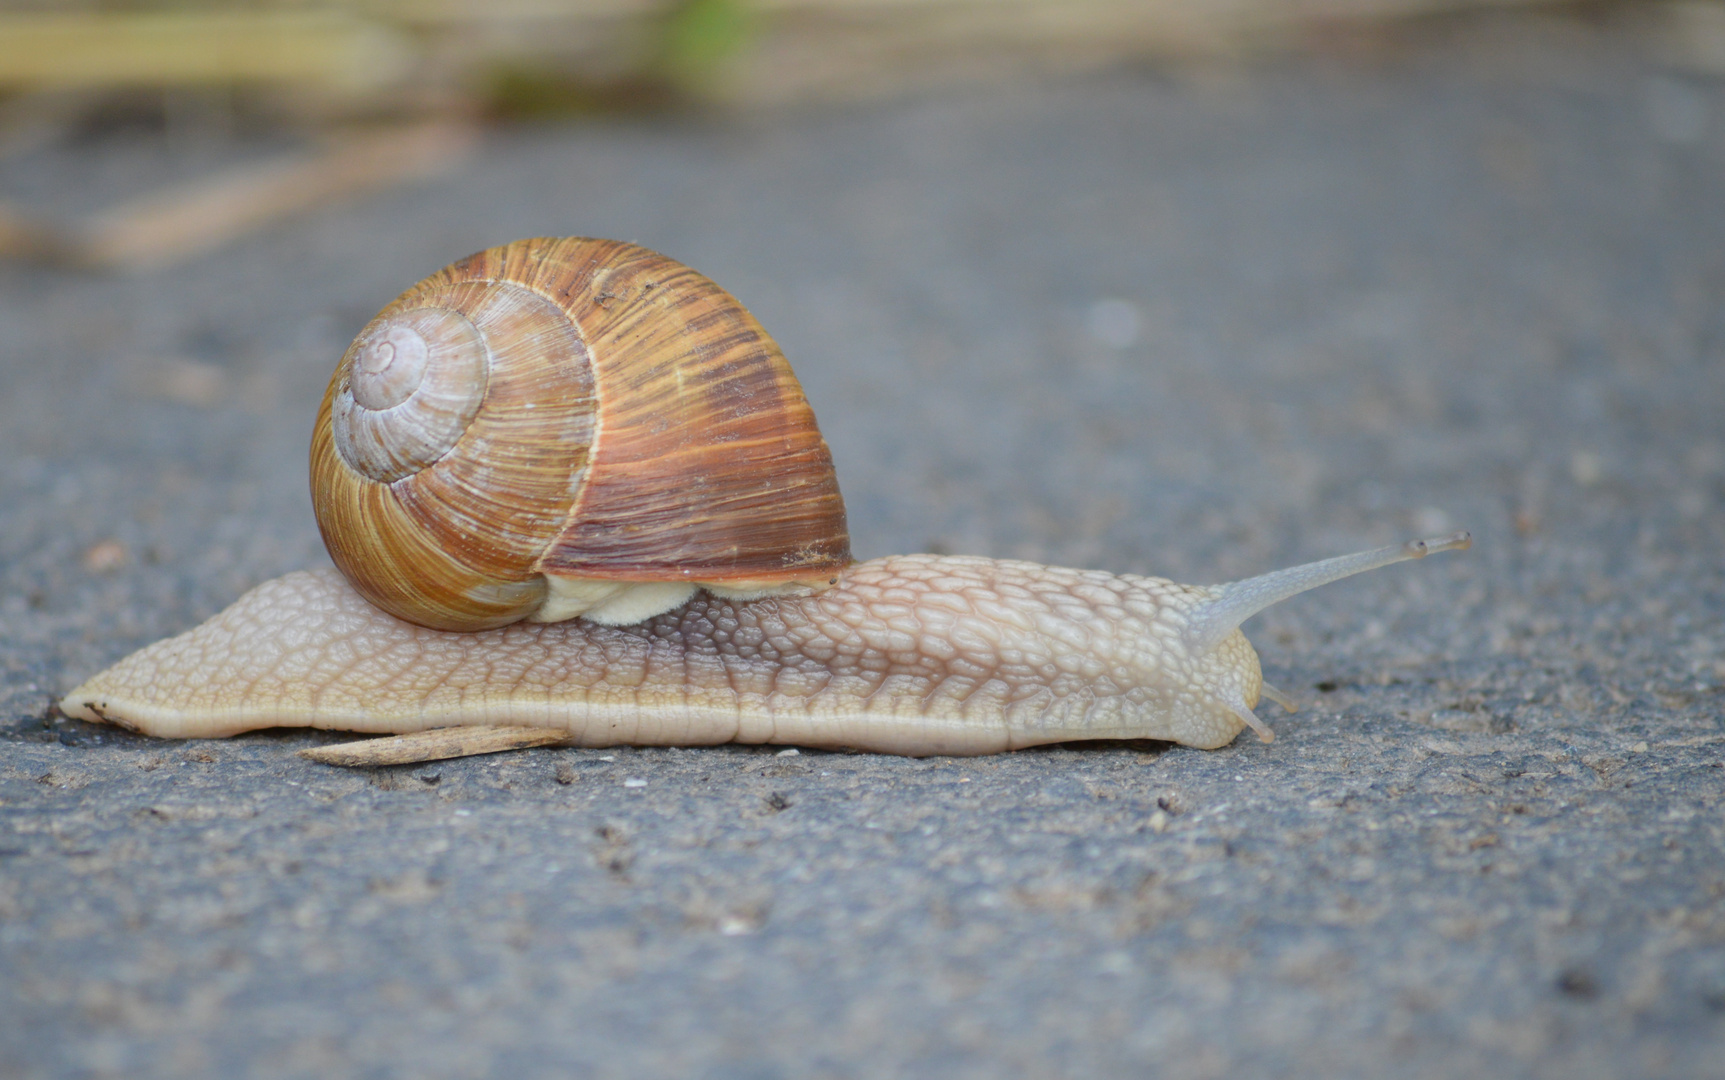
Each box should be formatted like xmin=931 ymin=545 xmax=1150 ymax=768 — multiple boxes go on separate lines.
xmin=331 ymin=308 xmax=489 ymax=484
xmin=313 ymin=276 xmax=598 ymax=630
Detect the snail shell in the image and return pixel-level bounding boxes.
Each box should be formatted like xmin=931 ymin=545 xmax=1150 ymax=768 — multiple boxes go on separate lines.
xmin=311 ymin=237 xmax=850 ymax=631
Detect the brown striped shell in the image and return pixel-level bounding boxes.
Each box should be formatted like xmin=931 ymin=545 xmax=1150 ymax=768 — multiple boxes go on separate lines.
xmin=310 ymin=237 xmax=851 ymax=631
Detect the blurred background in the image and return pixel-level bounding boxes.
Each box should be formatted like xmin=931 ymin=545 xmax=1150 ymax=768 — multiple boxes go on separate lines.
xmin=3 ymin=1 xmax=1683 ymax=124
xmin=1 ymin=1 xmax=1720 ymax=269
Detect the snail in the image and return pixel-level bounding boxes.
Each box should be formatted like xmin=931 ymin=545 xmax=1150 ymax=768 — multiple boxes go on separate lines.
xmin=60 ymin=237 xmax=1470 ymax=767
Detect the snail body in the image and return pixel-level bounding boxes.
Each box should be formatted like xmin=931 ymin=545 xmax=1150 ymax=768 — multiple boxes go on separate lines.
xmin=59 ymin=541 xmax=1466 ymax=753
xmin=60 ymin=239 xmax=1470 ymax=760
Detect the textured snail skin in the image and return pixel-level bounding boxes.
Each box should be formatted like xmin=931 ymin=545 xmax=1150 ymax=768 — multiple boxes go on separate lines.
xmin=60 ymin=555 xmax=1269 ymax=753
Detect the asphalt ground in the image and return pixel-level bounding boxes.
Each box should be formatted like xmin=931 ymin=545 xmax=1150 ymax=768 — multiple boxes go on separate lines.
xmin=1 ymin=14 xmax=1722 ymax=1080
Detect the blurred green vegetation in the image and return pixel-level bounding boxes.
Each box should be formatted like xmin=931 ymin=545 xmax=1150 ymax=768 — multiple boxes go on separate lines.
xmin=0 ymin=1 xmax=1681 ymax=125
xmin=482 ymin=0 xmax=758 ymax=119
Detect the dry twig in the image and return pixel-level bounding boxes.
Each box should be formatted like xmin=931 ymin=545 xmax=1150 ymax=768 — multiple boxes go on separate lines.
xmin=298 ymin=725 xmax=573 ymax=767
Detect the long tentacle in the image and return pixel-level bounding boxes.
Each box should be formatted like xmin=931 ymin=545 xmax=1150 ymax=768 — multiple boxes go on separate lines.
xmin=1183 ymin=531 xmax=1471 ymax=656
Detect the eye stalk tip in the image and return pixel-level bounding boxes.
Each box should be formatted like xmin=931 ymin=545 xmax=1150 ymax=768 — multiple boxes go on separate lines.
xmin=1404 ymin=530 xmax=1472 ymax=559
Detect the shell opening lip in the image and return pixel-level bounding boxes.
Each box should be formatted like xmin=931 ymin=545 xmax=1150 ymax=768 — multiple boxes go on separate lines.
xmin=537 ymin=563 xmax=851 ymax=588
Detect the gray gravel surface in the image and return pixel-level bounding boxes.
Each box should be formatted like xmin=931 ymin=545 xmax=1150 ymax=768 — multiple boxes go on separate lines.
xmin=3 ymin=16 xmax=1723 ymax=1080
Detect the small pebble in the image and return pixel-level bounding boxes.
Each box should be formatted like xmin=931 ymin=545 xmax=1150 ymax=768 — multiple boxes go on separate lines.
xmin=81 ymin=540 xmax=128 ymax=573
xmin=1098 ymin=952 xmax=1134 ymax=975
xmin=1570 ymin=450 xmax=1603 ymax=486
